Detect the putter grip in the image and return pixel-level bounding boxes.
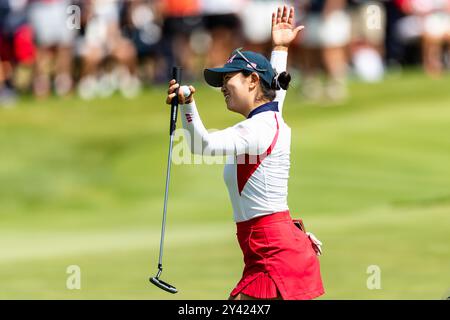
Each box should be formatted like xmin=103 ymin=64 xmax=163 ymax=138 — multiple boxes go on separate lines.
xmin=170 ymin=67 xmax=182 ymax=135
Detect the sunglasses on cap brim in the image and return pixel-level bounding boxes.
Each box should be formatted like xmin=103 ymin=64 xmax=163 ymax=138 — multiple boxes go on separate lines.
xmin=232 ymin=47 xmax=268 ymax=73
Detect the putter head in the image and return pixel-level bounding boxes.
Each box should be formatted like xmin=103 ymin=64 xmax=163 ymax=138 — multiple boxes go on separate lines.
xmin=150 ymin=277 xmax=178 ymax=294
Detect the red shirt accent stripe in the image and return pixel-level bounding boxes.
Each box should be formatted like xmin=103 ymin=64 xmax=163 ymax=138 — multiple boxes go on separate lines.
xmin=236 ymin=113 xmax=280 ymax=195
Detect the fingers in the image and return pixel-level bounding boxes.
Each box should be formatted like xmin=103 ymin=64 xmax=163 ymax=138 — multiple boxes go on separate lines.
xmin=166 ymin=90 xmax=186 ymax=105
xmin=167 ymin=79 xmax=179 ymax=104
xmin=178 ymin=90 xmax=185 ymax=105
xmin=168 ymin=79 xmax=176 ymax=90
xmin=276 ymin=6 xmax=282 ymax=24
xmin=282 ymin=5 xmax=288 ymax=23
xmin=166 ymin=92 xmax=176 ymax=105
xmin=167 ymin=81 xmax=179 ymax=94
xmin=288 ymin=7 xmax=294 ymax=25
xmin=274 ymin=5 xmax=295 ymax=25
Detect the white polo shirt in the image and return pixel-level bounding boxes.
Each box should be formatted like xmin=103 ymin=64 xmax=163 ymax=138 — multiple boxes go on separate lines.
xmin=181 ymin=51 xmax=290 ymax=222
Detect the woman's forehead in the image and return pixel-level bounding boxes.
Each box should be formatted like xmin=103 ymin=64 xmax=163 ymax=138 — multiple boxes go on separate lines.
xmin=223 ymin=72 xmax=240 ymax=79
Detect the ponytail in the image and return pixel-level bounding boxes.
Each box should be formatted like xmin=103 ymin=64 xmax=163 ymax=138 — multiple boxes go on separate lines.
xmin=271 ymin=71 xmax=291 ymax=90
xmin=241 ymin=70 xmax=291 ymax=102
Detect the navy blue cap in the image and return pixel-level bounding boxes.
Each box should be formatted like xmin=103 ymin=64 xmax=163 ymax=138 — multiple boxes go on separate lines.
xmin=204 ymin=49 xmax=276 ymax=88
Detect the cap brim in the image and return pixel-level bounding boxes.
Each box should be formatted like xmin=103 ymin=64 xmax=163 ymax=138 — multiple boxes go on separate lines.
xmin=204 ymin=67 xmax=242 ymax=87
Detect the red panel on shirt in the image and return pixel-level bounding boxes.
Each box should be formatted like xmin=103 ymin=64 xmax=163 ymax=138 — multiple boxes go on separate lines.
xmin=236 ymin=114 xmax=279 ymax=195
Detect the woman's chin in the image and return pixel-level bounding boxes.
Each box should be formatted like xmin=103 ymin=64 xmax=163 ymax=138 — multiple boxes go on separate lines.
xmin=225 ymin=100 xmax=241 ymax=114
xmin=226 ymin=104 xmax=243 ymax=116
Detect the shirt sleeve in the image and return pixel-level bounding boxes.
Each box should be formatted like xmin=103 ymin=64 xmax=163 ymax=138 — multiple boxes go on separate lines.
xmin=180 ymin=101 xmax=272 ymax=156
xmin=270 ymin=50 xmax=288 ymax=115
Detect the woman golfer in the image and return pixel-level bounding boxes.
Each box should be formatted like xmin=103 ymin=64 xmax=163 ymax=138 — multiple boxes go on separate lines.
xmin=167 ymin=6 xmax=324 ymax=300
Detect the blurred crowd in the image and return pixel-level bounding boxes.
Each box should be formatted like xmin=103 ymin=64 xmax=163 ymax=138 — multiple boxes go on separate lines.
xmin=0 ymin=0 xmax=449 ymax=106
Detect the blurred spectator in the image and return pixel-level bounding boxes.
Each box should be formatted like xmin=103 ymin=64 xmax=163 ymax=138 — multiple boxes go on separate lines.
xmin=121 ymin=0 xmax=166 ymax=83
xmin=28 ymin=0 xmax=76 ymax=97
xmin=76 ymin=0 xmax=140 ymax=99
xmin=0 ymin=0 xmax=448 ymax=105
xmin=298 ymin=0 xmax=351 ymax=102
xmin=385 ymin=0 xmax=407 ymax=66
xmin=201 ymin=0 xmax=244 ymax=68
xmin=0 ymin=0 xmax=35 ymax=106
xmin=160 ymin=0 xmax=202 ymax=80
xmin=395 ymin=0 xmax=450 ymax=77
xmin=239 ymin=0 xmax=285 ymax=57
xmin=349 ymin=0 xmax=386 ymax=82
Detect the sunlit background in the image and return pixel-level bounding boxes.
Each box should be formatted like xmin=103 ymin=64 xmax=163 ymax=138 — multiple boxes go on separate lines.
xmin=0 ymin=0 xmax=449 ymax=299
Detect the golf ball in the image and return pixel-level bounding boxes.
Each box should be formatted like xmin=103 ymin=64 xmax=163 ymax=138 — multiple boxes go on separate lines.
xmin=180 ymin=85 xmax=191 ymax=98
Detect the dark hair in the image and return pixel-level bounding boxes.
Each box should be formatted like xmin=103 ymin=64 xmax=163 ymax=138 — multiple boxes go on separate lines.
xmin=242 ymin=70 xmax=291 ymax=102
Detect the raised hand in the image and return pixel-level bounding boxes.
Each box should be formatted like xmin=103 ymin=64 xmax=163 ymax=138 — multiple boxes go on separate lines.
xmin=272 ymin=5 xmax=304 ymax=49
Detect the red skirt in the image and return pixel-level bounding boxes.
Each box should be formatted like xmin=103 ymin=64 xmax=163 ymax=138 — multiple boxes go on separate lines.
xmin=230 ymin=210 xmax=324 ymax=300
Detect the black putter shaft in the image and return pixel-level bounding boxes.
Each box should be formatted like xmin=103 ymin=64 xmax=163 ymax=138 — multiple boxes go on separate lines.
xmin=150 ymin=67 xmax=181 ymax=294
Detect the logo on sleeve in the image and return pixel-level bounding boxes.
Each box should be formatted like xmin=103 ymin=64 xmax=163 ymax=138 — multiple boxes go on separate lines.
xmin=185 ymin=113 xmax=193 ymax=123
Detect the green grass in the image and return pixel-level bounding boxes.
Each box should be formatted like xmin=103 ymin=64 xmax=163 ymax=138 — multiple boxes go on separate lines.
xmin=0 ymin=71 xmax=449 ymax=299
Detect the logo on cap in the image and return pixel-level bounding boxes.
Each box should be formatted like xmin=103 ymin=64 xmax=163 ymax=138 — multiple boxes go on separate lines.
xmin=227 ymin=54 xmax=237 ymax=64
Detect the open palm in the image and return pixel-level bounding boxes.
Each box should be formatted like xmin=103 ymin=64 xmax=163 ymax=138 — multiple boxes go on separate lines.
xmin=272 ymin=6 xmax=304 ymax=47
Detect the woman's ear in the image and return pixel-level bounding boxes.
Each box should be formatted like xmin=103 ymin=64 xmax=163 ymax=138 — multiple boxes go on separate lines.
xmin=249 ymin=72 xmax=260 ymax=90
